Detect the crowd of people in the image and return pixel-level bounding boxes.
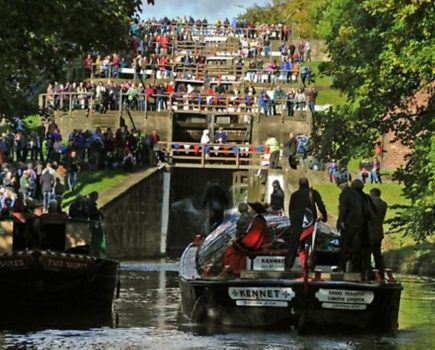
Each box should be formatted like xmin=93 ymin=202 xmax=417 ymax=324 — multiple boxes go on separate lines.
xmin=45 ymin=79 xmax=318 ymax=119
xmin=0 ymin=115 xmax=164 ymax=220
xmin=43 ymin=15 xmax=318 ymax=121
xmin=228 ymin=175 xmax=388 ymax=279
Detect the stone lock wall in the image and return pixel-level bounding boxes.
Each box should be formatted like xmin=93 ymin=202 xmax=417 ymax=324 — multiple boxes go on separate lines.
xmin=101 ymin=170 xmax=165 ymax=258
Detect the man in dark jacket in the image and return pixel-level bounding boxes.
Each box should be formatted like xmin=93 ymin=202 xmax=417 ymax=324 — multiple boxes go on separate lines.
xmin=86 ymin=191 xmax=105 ymax=256
xmin=283 ymin=132 xmax=298 ymax=169
xmin=202 ymin=179 xmax=229 ymax=233
xmin=40 ymin=165 xmax=55 ymax=212
xmin=368 ymin=188 xmax=387 ymax=275
xmin=287 ymin=177 xmax=327 ymax=268
xmin=270 ymin=180 xmax=285 ymax=212
xmin=337 ymin=179 xmax=371 ymax=274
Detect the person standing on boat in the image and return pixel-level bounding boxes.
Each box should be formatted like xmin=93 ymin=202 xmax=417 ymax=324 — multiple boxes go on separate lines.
xmin=224 ymin=202 xmax=269 ymax=275
xmin=337 ymin=179 xmax=371 ymax=274
xmin=368 ymin=188 xmax=387 ymax=276
xmin=236 ymin=202 xmax=253 ymax=239
xmin=287 ymin=177 xmax=327 ymax=269
xmin=202 ymin=179 xmax=228 ymax=234
xmin=86 ymin=191 xmax=105 ymax=256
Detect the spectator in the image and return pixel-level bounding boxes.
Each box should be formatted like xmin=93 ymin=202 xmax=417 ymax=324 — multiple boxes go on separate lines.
xmin=214 ymin=127 xmax=227 ymax=144
xmin=370 ymin=157 xmax=381 ymax=184
xmin=53 ymin=177 xmax=66 ymax=210
xmin=200 ymin=129 xmax=210 ymax=144
xmin=270 ymin=180 xmax=285 ymax=213
xmin=306 ymin=87 xmax=317 ymax=116
xmin=40 ymin=164 xmax=55 ymax=212
xmin=368 ymin=188 xmax=387 ymax=276
xmin=294 ymin=88 xmax=306 ymax=111
xmin=328 ymin=159 xmax=337 ymax=183
xmin=265 ymin=135 xmax=281 ymax=169
xmin=283 ymin=132 xmax=298 ymax=169
xmin=69 ymin=194 xmax=88 ymax=219
xmin=66 ymin=150 xmax=80 ymax=191
xmin=358 ymin=158 xmax=371 ymax=183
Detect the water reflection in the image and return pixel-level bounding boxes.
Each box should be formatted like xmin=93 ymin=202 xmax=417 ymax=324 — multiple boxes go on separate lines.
xmin=0 ymin=261 xmax=433 ymax=350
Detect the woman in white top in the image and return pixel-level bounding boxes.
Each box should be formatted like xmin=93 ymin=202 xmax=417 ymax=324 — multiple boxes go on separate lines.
xmin=200 ymin=129 xmax=210 ymax=144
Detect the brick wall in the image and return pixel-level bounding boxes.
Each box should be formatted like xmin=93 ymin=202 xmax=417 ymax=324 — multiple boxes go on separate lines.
xmin=381 ymin=131 xmax=409 ymax=170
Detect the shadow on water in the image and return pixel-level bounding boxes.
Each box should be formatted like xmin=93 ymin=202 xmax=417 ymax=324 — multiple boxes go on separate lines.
xmin=0 ymin=307 xmax=114 ymax=332
xmin=0 ymin=262 xmax=434 ymax=350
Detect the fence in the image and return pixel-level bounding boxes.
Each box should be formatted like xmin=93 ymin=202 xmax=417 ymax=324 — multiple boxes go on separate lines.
xmin=39 ymin=90 xmax=309 ymax=124
xmin=158 ymin=141 xmax=269 ymax=169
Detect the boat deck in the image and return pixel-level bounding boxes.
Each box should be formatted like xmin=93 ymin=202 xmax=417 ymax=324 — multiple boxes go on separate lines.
xmin=179 ymin=244 xmax=393 ymax=287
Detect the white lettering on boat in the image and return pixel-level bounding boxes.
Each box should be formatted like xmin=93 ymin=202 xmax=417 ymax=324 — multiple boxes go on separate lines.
xmin=321 ymin=302 xmax=367 ymax=310
xmin=0 ymin=259 xmax=26 ymax=269
xmin=43 ymin=257 xmax=90 ymax=271
xmin=229 ymin=287 xmax=295 ymax=304
xmin=316 ymin=289 xmax=374 ymax=310
xmin=250 ymin=256 xmax=285 ymax=271
xmin=236 ymin=300 xmax=288 ymax=307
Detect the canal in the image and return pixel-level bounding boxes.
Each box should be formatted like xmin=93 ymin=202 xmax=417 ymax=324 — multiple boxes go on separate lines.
xmin=1 ymin=261 xmax=434 ymax=349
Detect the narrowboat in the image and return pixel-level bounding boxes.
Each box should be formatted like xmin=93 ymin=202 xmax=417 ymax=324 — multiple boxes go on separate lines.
xmin=0 ymin=212 xmax=119 ymax=309
xmin=179 ymin=213 xmax=402 ymax=333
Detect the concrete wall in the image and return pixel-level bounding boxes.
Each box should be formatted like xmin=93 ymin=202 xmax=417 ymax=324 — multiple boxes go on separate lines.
xmin=252 ymin=113 xmax=312 ymax=146
xmin=101 ymin=170 xmax=165 ymax=258
xmin=55 ymin=110 xmax=172 ymax=141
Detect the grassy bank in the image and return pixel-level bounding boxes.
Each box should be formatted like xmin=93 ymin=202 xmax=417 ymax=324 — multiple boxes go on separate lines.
xmin=61 ymin=169 xmax=130 ymax=209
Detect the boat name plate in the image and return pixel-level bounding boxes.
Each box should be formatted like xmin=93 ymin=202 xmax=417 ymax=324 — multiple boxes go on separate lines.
xmin=229 ymin=287 xmax=295 ymax=308
xmin=321 ymin=302 xmax=368 ymax=310
xmin=235 ymin=300 xmax=288 ymax=307
xmin=41 ymin=256 xmax=92 ymax=271
xmin=316 ymin=289 xmax=374 ymax=310
xmin=248 ymin=256 xmax=285 ymax=271
xmin=0 ymin=256 xmax=32 ymax=270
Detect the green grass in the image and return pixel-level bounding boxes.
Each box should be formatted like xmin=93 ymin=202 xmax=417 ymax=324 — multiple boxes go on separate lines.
xmin=23 ymin=114 xmax=41 ymax=130
xmin=308 ymin=61 xmax=347 ymax=106
xmin=311 ymin=178 xmax=416 ymax=252
xmin=61 ymin=169 xmax=130 ymax=208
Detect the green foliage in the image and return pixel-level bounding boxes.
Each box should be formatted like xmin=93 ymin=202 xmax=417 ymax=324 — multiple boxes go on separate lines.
xmin=0 ymin=0 xmax=141 ymax=118
xmin=313 ymin=0 xmax=435 ymax=240
xmin=239 ymin=0 xmax=322 ymax=38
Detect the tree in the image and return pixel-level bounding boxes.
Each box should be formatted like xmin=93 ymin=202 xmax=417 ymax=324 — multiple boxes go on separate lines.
xmin=239 ymin=0 xmax=321 ymax=38
xmin=0 ymin=0 xmax=141 ymax=118
xmin=313 ymin=0 xmax=435 ymax=240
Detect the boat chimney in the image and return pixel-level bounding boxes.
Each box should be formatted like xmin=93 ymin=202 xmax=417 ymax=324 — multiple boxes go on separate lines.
xmin=372 ymin=269 xmax=383 ymax=283
xmin=193 ymin=234 xmax=204 ymax=247
xmin=202 ymin=264 xmax=214 ymax=277
xmin=384 ymin=268 xmax=396 ymax=283
xmin=314 ymin=269 xmax=322 ymax=281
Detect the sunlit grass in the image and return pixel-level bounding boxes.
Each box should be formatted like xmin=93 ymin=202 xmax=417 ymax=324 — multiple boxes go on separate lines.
xmin=62 ymin=169 xmax=130 ymax=209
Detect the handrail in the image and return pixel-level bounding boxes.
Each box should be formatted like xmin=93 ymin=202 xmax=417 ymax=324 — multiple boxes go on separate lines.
xmin=158 ymin=141 xmax=269 ymax=169
xmin=39 ymin=90 xmax=307 ymax=120
xmin=87 ymin=59 xmax=304 ymax=84
xmin=137 ymin=22 xmax=288 ymax=35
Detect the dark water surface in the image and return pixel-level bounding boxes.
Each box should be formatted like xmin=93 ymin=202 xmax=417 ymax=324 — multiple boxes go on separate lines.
xmin=1 ymin=260 xmax=434 ymax=349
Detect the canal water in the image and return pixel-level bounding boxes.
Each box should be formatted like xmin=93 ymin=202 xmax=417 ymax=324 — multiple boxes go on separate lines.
xmin=1 ymin=261 xmax=434 ymax=349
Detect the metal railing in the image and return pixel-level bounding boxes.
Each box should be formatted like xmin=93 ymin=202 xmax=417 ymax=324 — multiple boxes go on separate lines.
xmin=159 ymin=141 xmax=269 ymax=169
xmin=87 ymin=60 xmax=304 ymax=84
xmin=39 ymin=90 xmax=309 ymax=123
xmin=139 ymin=22 xmax=287 ymax=39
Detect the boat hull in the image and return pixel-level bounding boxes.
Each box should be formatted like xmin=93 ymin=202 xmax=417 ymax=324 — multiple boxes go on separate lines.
xmin=180 ymin=244 xmax=402 ymax=332
xmin=0 ymin=250 xmax=119 ymax=308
